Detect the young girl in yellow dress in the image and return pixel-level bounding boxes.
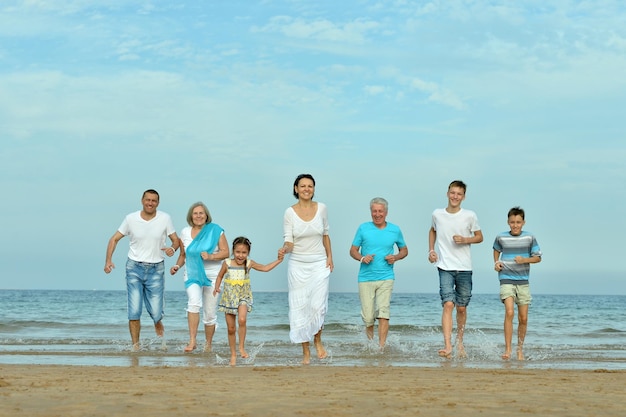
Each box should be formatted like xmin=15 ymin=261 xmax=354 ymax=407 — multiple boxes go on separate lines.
xmin=213 ymin=236 xmax=283 ymax=366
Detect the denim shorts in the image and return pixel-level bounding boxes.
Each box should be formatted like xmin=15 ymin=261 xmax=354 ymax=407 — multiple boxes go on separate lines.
xmin=126 ymin=258 xmax=165 ymax=322
xmin=438 ymin=268 xmax=472 ymax=307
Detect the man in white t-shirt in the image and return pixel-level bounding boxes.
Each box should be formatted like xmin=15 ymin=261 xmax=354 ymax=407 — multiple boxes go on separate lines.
xmin=428 ymin=180 xmax=483 ymax=359
xmin=104 ymin=189 xmax=180 ymax=351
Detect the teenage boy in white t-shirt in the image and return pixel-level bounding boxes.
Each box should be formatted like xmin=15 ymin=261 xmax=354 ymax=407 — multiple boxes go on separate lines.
xmin=428 ymin=180 xmax=483 ymax=359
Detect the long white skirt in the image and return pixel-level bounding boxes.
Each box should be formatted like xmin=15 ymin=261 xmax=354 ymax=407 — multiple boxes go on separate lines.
xmin=287 ymin=257 xmax=330 ymax=343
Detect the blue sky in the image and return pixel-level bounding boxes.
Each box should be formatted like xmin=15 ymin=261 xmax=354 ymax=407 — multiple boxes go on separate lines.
xmin=1 ymin=1 xmax=625 ymax=294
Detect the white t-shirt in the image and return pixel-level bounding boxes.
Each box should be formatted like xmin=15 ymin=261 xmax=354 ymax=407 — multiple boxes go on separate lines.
xmin=431 ymin=208 xmax=480 ymax=271
xmin=118 ymin=210 xmax=176 ymax=263
xmin=179 ymin=226 xmax=223 ymax=283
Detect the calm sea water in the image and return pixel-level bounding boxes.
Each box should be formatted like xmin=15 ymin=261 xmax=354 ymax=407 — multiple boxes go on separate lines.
xmin=1 ymin=290 xmax=624 ymax=369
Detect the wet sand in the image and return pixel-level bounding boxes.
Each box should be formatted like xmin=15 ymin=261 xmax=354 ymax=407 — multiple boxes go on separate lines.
xmin=1 ymin=364 xmax=624 ymax=416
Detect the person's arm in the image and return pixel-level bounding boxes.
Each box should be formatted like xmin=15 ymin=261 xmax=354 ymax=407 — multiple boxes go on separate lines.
xmin=453 ymin=230 xmax=483 ymax=245
xmin=212 ymin=261 xmax=229 ymax=295
xmin=202 ymin=233 xmax=230 ymax=261
xmin=386 ymin=245 xmax=408 ymax=264
xmin=493 ymin=249 xmax=503 ymax=272
xmin=428 ymin=227 xmax=438 ymax=263
xmin=170 ymin=242 xmax=186 ymax=275
xmin=280 ymin=241 xmax=294 ymax=255
xmin=250 ymin=256 xmax=283 ymax=272
xmin=162 ymin=232 xmax=180 ymax=257
xmin=104 ymin=231 xmax=124 ymax=273
xmin=514 ymin=255 xmax=542 ymax=264
xmin=385 ymin=245 xmax=408 ymax=265
xmin=323 ymin=234 xmax=334 ymax=272
xmin=280 ymin=209 xmax=294 ymax=256
xmin=349 ymin=245 xmax=367 ymax=263
xmin=471 ymin=230 xmax=484 ymax=244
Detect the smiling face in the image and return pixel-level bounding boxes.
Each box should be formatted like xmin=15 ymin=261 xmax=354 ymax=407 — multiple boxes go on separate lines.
xmin=508 ymin=214 xmax=526 ymax=236
xmin=141 ymin=192 xmax=159 ymax=216
xmin=446 ymin=186 xmax=466 ymax=211
xmin=294 ymin=177 xmax=315 ymax=201
xmin=232 ymin=243 xmax=250 ymax=266
xmin=191 ymin=205 xmax=208 ymax=227
xmin=370 ymin=203 xmax=388 ymax=228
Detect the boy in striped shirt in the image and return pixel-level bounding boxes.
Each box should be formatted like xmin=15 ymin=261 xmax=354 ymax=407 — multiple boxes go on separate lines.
xmin=493 ymin=206 xmax=542 ymax=361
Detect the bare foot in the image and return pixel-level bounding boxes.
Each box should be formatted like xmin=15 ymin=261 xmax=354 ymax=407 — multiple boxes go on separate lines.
xmin=517 ymin=348 xmax=525 ymax=361
xmin=229 ymin=355 xmax=237 ymax=366
xmin=438 ymin=348 xmax=452 ymax=359
xmin=154 ymin=321 xmax=164 ymax=337
xmin=302 ymin=347 xmax=311 ymax=365
xmin=314 ymin=341 xmax=327 ymax=359
xmin=131 ymin=343 xmax=141 ymax=352
xmin=203 ymin=342 xmax=212 ymax=353
xmin=313 ymin=333 xmax=328 ymax=359
xmin=502 ymin=351 xmax=511 ymax=360
xmin=184 ymin=342 xmax=197 ymax=353
xmin=456 ymin=345 xmax=467 ymax=359
xmin=239 ymin=348 xmax=249 ymax=359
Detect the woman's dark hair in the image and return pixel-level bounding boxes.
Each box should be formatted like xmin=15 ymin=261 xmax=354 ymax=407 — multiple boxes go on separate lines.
xmin=292 ymin=174 xmax=315 ymax=199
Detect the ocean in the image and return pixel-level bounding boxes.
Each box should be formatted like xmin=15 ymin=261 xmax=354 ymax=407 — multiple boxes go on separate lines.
xmin=1 ymin=290 xmax=624 ymax=369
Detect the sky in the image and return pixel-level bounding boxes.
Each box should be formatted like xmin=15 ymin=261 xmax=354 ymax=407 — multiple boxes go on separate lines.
xmin=1 ymin=0 xmax=625 ymax=295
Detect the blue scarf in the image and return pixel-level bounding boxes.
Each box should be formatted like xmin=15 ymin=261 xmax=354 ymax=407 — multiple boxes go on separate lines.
xmin=185 ymin=223 xmax=223 ymax=288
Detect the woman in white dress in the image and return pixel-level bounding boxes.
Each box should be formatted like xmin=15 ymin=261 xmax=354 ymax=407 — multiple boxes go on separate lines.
xmin=279 ymin=174 xmax=334 ymax=364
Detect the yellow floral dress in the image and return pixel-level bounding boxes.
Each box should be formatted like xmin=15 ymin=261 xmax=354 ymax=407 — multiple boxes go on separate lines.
xmin=218 ymin=259 xmax=253 ymax=314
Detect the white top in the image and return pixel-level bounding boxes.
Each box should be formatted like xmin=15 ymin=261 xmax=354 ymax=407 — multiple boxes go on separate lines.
xmin=180 ymin=226 xmax=223 ymax=282
xmin=118 ymin=210 xmax=175 ymax=263
xmin=283 ymin=202 xmax=329 ymax=263
xmin=431 ymin=208 xmax=480 ymax=271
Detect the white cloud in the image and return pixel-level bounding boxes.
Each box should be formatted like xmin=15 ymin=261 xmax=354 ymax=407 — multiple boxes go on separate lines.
xmin=364 ymin=85 xmax=386 ymax=95
xmin=409 ymin=77 xmax=465 ymax=109
xmin=253 ymin=16 xmax=381 ymax=44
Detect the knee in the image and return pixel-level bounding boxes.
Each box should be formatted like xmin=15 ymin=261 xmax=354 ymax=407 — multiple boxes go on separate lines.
xmin=443 ymin=301 xmax=455 ymax=312
xmin=238 ymin=317 xmax=247 ymax=327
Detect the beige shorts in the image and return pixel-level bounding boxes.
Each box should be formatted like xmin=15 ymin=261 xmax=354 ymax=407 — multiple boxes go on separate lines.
xmin=358 ymin=280 xmax=394 ymax=327
xmin=500 ymin=283 xmax=532 ymax=305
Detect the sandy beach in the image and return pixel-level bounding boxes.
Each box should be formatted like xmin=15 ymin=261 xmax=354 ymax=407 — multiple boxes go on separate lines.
xmin=1 ymin=364 xmax=624 ymax=416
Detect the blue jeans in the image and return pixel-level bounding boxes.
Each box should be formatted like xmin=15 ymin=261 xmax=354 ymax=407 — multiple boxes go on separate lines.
xmin=438 ymin=268 xmax=472 ymax=307
xmin=126 ymin=259 xmax=165 ymax=323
